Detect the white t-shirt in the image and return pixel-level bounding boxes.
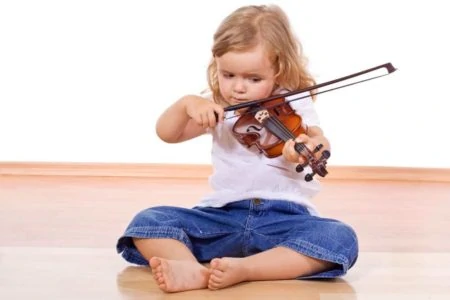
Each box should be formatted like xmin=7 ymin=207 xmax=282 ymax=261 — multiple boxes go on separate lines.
xmin=196 ymin=89 xmax=322 ymax=216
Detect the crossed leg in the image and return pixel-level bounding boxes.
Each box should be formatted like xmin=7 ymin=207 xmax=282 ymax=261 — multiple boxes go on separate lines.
xmin=208 ymin=246 xmax=336 ymax=290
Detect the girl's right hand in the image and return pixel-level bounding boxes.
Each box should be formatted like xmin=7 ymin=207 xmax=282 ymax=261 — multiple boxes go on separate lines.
xmin=184 ymin=96 xmax=224 ymax=129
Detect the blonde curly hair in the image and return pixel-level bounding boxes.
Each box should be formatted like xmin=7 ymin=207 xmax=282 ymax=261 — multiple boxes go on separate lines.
xmin=207 ymin=4 xmax=316 ymax=106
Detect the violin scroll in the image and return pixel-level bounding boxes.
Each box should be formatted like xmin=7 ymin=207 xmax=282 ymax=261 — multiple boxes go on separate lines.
xmin=293 ymin=142 xmax=330 ymax=181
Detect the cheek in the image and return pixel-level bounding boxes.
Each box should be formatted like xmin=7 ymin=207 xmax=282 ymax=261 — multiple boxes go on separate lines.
xmin=218 ymin=79 xmax=230 ymax=95
xmin=252 ymin=82 xmax=275 ymax=98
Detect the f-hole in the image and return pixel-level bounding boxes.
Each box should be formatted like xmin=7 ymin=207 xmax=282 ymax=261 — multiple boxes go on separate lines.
xmin=246 ymin=125 xmax=263 ymax=132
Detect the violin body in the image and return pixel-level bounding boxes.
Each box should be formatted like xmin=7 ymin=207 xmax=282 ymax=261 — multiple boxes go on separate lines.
xmin=231 ymin=96 xmax=329 ymax=181
xmin=232 ymin=97 xmax=306 ymax=158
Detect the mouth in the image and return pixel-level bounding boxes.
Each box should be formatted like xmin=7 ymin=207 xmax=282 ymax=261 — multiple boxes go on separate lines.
xmin=231 ymin=97 xmax=247 ymax=103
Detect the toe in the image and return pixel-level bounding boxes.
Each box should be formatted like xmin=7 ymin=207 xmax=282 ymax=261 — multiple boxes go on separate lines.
xmin=208 ymin=281 xmax=220 ymax=290
xmin=210 ymin=258 xmax=220 ymax=269
xmin=149 ymin=257 xmax=161 ymax=269
xmin=209 ymin=274 xmax=221 ymax=282
xmin=212 ymin=269 xmax=223 ymax=277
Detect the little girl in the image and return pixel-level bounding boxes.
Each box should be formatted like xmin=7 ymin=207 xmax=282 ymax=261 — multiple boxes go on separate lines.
xmin=117 ymin=4 xmax=358 ymax=293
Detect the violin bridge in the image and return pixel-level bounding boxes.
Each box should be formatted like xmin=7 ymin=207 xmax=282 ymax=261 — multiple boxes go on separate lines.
xmin=255 ymin=110 xmax=269 ymax=124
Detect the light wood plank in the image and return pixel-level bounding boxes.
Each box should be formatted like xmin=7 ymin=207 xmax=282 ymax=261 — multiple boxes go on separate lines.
xmin=1 ymin=162 xmax=450 ymax=182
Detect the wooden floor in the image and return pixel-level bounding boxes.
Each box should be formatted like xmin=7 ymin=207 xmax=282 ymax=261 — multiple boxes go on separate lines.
xmin=1 ymin=174 xmax=449 ymax=299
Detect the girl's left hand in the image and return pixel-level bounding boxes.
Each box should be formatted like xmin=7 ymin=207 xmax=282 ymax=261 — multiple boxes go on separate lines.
xmin=282 ymin=133 xmax=329 ymax=165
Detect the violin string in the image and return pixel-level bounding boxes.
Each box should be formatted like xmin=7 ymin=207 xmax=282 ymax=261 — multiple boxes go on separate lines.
xmin=267 ymin=115 xmax=296 ymax=141
xmin=273 ymin=117 xmax=296 ymax=140
xmin=259 ymin=115 xmax=288 ymax=141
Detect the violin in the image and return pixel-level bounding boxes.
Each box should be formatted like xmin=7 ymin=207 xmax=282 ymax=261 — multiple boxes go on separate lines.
xmin=231 ymin=96 xmax=329 ymax=181
xmin=222 ymin=63 xmax=397 ymax=182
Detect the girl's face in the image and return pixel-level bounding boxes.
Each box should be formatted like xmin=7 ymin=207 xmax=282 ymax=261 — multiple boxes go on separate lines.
xmin=216 ymin=43 xmax=276 ymax=106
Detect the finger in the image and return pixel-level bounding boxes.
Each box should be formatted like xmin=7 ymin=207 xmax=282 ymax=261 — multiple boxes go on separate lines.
xmin=213 ymin=105 xmax=225 ymax=123
xmin=305 ymin=141 xmax=315 ymax=152
xmin=295 ymin=134 xmax=308 ymax=143
xmin=293 ymin=142 xmax=308 ymax=165
xmin=282 ymin=140 xmax=293 ymax=157
xmin=284 ymin=139 xmax=295 ymax=149
xmin=298 ymin=155 xmax=306 ymax=165
xmin=290 ymin=142 xmax=306 ymax=163
xmin=291 ymin=143 xmax=307 ymax=164
xmin=199 ymin=114 xmax=209 ymax=129
xmin=207 ymin=110 xmax=217 ymax=128
xmin=295 ymin=137 xmax=314 ymax=153
xmin=284 ymin=139 xmax=301 ymax=162
xmin=290 ymin=140 xmax=300 ymax=158
xmin=292 ymin=140 xmax=308 ymax=155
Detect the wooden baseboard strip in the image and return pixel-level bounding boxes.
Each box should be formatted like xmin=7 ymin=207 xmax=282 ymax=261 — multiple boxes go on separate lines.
xmin=0 ymin=162 xmax=449 ymax=183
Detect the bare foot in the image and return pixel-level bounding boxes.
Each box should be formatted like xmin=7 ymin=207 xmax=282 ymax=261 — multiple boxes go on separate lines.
xmin=208 ymin=257 xmax=249 ymax=290
xmin=149 ymin=257 xmax=209 ymax=293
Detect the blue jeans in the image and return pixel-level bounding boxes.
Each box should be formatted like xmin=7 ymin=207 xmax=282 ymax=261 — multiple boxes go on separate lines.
xmin=116 ymin=199 xmax=358 ymax=278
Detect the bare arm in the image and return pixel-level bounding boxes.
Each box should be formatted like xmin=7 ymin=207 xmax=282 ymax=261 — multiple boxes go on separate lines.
xmin=156 ymin=94 xmax=224 ymax=143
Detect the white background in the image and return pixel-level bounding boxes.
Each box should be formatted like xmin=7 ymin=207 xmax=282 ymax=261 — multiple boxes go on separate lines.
xmin=1 ymin=0 xmax=449 ymax=168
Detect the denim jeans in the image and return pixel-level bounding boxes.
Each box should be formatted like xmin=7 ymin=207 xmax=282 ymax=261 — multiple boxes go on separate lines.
xmin=116 ymin=199 xmax=358 ymax=278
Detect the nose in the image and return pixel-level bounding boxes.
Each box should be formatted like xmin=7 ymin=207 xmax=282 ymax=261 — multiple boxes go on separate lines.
xmin=232 ymin=78 xmax=246 ymax=94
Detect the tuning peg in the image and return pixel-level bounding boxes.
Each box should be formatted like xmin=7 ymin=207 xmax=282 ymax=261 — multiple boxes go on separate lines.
xmin=321 ymin=150 xmax=331 ymax=159
xmin=296 ymin=161 xmax=309 ymax=173
xmin=305 ymin=173 xmax=314 ymax=182
xmin=313 ymin=144 xmax=323 ymax=153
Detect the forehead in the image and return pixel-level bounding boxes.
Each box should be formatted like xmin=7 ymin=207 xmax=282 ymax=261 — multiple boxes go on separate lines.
xmin=216 ymin=44 xmax=273 ymax=75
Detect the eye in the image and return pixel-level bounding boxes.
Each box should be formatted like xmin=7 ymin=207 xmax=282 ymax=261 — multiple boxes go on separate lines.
xmin=222 ymin=72 xmax=234 ymax=79
xmin=250 ymin=77 xmax=262 ymax=83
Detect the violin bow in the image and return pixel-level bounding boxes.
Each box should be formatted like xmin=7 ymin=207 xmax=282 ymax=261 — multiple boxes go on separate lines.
xmin=223 ymin=62 xmax=397 ymax=116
